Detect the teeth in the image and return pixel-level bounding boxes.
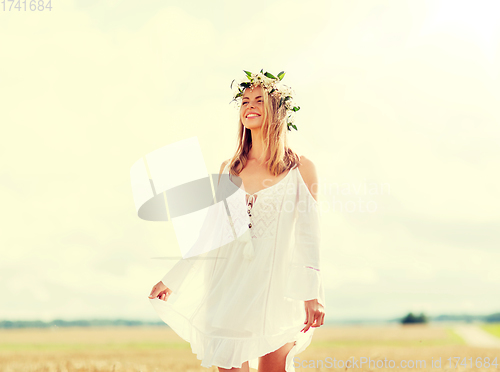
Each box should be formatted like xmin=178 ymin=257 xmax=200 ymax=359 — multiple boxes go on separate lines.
xmin=247 ymin=114 xmax=259 ymax=118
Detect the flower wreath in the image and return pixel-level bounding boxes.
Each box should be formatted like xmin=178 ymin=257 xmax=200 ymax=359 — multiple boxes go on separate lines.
xmin=230 ymin=69 xmax=300 ymax=131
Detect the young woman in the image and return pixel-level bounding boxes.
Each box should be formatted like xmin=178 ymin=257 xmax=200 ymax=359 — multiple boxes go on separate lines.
xmin=148 ymin=70 xmax=326 ymax=372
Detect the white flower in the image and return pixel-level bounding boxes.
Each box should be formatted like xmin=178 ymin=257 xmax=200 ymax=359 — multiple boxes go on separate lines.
xmin=262 ymin=76 xmax=275 ymax=86
xmin=275 ymin=82 xmax=292 ymax=97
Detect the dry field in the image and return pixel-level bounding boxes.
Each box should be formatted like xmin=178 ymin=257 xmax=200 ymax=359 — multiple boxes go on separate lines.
xmin=0 ymin=324 xmax=498 ymax=371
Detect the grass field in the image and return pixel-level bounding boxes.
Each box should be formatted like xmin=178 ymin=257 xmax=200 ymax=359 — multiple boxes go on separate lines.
xmin=0 ymin=324 xmax=498 ymax=371
xmin=481 ymin=324 xmax=500 ymax=339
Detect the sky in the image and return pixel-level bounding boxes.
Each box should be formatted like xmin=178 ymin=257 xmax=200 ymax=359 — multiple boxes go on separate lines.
xmin=1 ymin=0 xmax=499 ymax=323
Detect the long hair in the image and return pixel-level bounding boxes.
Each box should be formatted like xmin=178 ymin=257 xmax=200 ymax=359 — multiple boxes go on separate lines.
xmin=227 ymin=83 xmax=301 ymax=177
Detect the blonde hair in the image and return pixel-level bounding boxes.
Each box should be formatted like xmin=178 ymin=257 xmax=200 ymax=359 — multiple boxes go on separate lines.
xmin=227 ymin=83 xmax=301 ymax=177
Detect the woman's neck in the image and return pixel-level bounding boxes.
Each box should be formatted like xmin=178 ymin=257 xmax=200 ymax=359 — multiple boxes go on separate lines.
xmin=248 ymin=128 xmax=270 ymax=164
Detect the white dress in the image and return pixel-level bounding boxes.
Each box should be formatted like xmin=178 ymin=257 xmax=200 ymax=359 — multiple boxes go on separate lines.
xmin=149 ymin=162 xmax=325 ymax=371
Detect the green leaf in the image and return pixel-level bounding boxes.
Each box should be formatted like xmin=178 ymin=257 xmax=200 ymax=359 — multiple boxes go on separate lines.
xmin=244 ymin=70 xmax=252 ymax=78
xmin=277 ymin=71 xmax=285 ymax=80
xmin=260 ymin=69 xmax=264 ymax=73
xmin=292 ymin=106 xmax=300 ymax=112
xmin=284 ymin=96 xmax=291 ymax=101
xmin=235 ymin=92 xmax=243 ymax=98
xmin=240 ymin=82 xmax=251 ymax=89
xmin=291 ymin=124 xmax=297 ymax=130
xmin=264 ymin=72 xmax=277 ymax=79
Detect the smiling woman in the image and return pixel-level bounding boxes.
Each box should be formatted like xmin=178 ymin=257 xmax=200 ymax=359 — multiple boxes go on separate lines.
xmin=148 ymin=70 xmax=325 ymax=372
xmin=241 ymin=86 xmax=264 ymax=129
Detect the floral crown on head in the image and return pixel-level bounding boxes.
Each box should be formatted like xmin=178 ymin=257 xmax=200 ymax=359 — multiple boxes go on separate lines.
xmin=230 ymin=69 xmax=300 ymax=131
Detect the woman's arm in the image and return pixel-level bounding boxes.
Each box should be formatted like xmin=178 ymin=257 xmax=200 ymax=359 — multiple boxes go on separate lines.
xmin=151 ymin=159 xmax=233 ymax=299
xmin=286 ymin=156 xmax=326 ymax=331
xmin=218 ymin=159 xmax=230 ymax=186
xmin=297 ymin=156 xmax=319 ymax=202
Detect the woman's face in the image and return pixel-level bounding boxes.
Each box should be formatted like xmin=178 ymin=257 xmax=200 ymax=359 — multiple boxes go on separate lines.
xmin=240 ymin=85 xmax=264 ymax=129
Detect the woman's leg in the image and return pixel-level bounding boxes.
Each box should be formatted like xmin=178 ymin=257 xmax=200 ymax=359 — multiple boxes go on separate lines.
xmin=218 ymin=361 xmax=250 ymax=372
xmin=258 ymin=341 xmax=295 ymax=372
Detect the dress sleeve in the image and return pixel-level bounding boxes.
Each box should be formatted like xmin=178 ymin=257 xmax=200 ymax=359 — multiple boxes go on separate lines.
xmin=161 ymin=256 xmax=199 ymax=295
xmin=160 ymin=169 xmax=234 ymax=295
xmin=284 ymin=174 xmax=326 ymax=309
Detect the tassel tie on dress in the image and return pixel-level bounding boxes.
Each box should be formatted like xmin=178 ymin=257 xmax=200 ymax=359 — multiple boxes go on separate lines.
xmin=240 ymin=193 xmax=256 ymax=261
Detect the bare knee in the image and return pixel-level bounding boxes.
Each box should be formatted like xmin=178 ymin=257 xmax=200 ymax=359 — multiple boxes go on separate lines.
xmin=258 ymin=341 xmax=296 ymax=372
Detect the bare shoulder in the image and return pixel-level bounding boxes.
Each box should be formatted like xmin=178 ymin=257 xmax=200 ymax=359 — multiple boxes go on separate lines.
xmin=297 ymin=155 xmax=319 ymax=201
xmin=219 ymin=159 xmax=230 ymax=174
xmin=218 ymin=158 xmax=231 ymax=185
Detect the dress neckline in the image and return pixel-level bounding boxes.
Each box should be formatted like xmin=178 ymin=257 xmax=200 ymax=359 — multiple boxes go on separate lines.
xmin=227 ymin=164 xmax=296 ymax=197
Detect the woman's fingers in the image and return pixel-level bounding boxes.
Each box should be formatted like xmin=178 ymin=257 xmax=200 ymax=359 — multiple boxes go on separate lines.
xmin=150 ymin=289 xmax=167 ymax=301
xmin=148 ymin=285 xmax=159 ymax=298
xmin=311 ymin=306 xmax=326 ymax=328
xmin=160 ymin=289 xmax=173 ymax=302
xmin=301 ymin=308 xmax=315 ymax=333
xmin=317 ymin=312 xmax=324 ymax=326
xmin=149 ymin=282 xmax=171 ymax=299
xmin=302 ymin=300 xmax=326 ymax=332
xmin=301 ymin=306 xmax=309 ymax=332
xmin=312 ymin=314 xmax=321 ymax=327
xmin=302 ymin=312 xmax=314 ymax=333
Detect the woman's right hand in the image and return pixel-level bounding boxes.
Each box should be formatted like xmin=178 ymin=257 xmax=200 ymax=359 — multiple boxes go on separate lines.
xmin=148 ymin=281 xmax=172 ymax=302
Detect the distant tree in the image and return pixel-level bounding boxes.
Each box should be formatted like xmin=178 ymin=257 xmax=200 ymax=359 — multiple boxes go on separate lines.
xmin=402 ymin=312 xmax=416 ymax=324
xmin=401 ymin=312 xmax=428 ymax=324
xmin=416 ymin=312 xmax=428 ymax=323
xmin=0 ymin=319 xmax=168 ymax=329
xmin=485 ymin=312 xmax=500 ymax=323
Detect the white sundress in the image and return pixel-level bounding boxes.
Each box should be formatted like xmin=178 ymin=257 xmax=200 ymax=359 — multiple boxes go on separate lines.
xmin=149 ymin=162 xmax=325 ymax=371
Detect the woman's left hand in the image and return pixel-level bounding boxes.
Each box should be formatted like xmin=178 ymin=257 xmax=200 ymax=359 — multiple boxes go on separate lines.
xmin=301 ymin=299 xmax=325 ymax=333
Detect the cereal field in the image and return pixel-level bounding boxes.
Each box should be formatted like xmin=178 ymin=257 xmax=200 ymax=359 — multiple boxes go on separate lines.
xmin=0 ymin=324 xmax=498 ymax=371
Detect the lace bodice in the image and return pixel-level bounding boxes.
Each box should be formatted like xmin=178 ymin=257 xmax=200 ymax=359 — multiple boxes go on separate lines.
xmin=221 ymin=163 xmax=295 ymax=240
